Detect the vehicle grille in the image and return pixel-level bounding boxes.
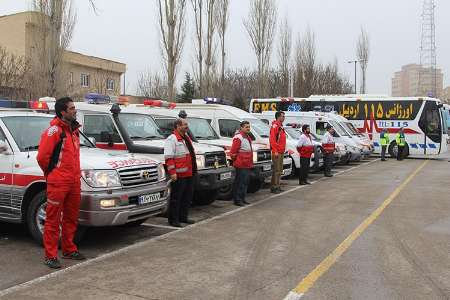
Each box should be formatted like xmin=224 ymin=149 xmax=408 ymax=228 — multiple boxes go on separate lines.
xmin=257 ymin=149 xmax=271 ymax=162
xmin=205 ymin=151 xmax=227 ymax=169
xmin=118 ymin=164 xmax=159 ymax=187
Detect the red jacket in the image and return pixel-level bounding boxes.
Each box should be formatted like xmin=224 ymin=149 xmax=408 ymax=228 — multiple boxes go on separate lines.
xmin=297 ymin=133 xmax=314 ymax=158
xmin=230 ymin=131 xmax=254 ymax=169
xmin=37 ymin=117 xmax=81 ymax=184
xmin=164 ymin=130 xmax=195 ymax=178
xmin=269 ymin=120 xmax=286 ymax=154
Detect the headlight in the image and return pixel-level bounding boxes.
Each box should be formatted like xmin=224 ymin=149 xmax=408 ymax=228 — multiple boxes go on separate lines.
xmin=196 ymin=155 xmax=205 ymax=169
xmin=158 ymin=164 xmax=166 ymax=180
xmin=253 ymin=151 xmax=258 ymax=163
xmin=82 ymin=170 xmax=121 ymax=188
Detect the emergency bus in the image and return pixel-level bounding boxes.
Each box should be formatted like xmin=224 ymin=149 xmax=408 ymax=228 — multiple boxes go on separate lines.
xmin=249 ymin=96 xmax=449 ymax=157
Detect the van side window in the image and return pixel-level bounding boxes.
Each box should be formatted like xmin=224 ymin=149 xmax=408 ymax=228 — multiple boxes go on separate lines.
xmin=218 ymin=119 xmax=241 ymax=138
xmin=83 ymin=115 xmax=122 ymax=143
xmin=316 ymin=121 xmax=329 ymax=136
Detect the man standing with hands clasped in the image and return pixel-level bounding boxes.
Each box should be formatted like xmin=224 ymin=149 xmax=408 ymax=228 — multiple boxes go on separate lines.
xmin=269 ymin=111 xmax=286 ymax=194
xmin=164 ymin=118 xmax=197 ymax=228
xmin=230 ymin=121 xmax=253 ymax=206
xmin=322 ymin=124 xmax=336 ymax=177
xmin=297 ymin=124 xmax=314 ymax=185
xmin=37 ymin=97 xmax=85 ymax=269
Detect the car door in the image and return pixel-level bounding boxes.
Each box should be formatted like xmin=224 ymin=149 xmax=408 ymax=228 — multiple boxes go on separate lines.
xmin=0 ymin=125 xmax=13 ymax=217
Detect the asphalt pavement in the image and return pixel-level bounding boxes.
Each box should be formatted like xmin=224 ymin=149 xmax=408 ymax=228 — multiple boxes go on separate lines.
xmin=1 ymin=158 xmax=449 ymax=300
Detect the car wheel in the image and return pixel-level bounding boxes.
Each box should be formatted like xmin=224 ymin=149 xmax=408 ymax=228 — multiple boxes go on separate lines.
xmin=26 ymin=190 xmax=86 ymax=246
xmin=217 ymin=184 xmax=233 ymax=200
xmin=247 ymin=179 xmax=262 ymax=193
xmin=388 ymin=142 xmax=397 ymax=158
xmin=193 ymin=189 xmax=218 ymax=205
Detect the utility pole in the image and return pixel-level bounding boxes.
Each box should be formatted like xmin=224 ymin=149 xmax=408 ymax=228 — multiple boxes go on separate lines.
xmin=348 ymin=60 xmax=362 ymax=94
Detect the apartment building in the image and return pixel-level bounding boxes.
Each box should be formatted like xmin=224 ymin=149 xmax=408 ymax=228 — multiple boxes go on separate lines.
xmin=391 ymin=63 xmax=443 ymax=98
xmin=0 ymin=11 xmax=125 ymax=100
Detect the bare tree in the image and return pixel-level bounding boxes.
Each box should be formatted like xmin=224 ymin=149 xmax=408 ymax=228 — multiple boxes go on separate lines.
xmin=293 ymin=29 xmax=317 ymax=97
xmin=0 ymin=46 xmax=31 ymax=100
xmin=277 ymin=18 xmax=292 ymax=96
xmin=203 ymin=0 xmax=217 ymax=96
xmin=244 ymin=0 xmax=277 ymax=97
xmin=136 ymin=70 xmax=168 ymax=100
xmin=216 ymin=0 xmax=229 ymax=97
xmin=157 ymin=0 xmax=187 ymax=101
xmin=31 ymin=0 xmax=76 ymax=98
xmin=190 ymin=0 xmax=204 ymax=95
xmin=357 ymin=27 xmax=370 ymax=94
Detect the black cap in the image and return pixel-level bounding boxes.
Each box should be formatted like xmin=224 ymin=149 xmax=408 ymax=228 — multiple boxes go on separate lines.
xmin=178 ymin=110 xmax=187 ymax=119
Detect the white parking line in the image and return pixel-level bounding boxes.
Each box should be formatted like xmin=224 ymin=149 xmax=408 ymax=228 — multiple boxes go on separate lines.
xmin=141 ymin=223 xmax=181 ymax=230
xmin=0 ymin=159 xmax=379 ymax=297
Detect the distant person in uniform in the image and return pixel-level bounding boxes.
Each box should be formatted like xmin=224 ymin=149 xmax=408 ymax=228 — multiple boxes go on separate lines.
xmin=321 ymin=124 xmax=336 ymax=177
xmin=297 ymin=124 xmax=314 ymax=185
xmin=380 ymin=128 xmax=389 ymax=161
xmin=396 ymin=127 xmax=406 ymax=161
xmin=269 ymin=111 xmax=286 ymax=193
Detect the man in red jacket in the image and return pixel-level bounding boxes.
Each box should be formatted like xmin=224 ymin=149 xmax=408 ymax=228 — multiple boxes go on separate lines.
xmin=269 ymin=111 xmax=286 ymax=194
xmin=37 ymin=97 xmax=85 ymax=269
xmin=164 ymin=118 xmax=197 ymax=227
xmin=297 ymin=124 xmax=314 ymax=185
xmin=230 ymin=121 xmax=253 ymax=206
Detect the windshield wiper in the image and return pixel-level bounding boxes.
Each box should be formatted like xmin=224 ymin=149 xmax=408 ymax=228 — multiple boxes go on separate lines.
xmin=260 ymin=134 xmax=269 ymax=138
xmin=23 ymin=145 xmax=39 ymax=151
xmin=196 ymin=136 xmax=217 ymax=140
xmin=80 ymin=143 xmax=92 ymax=148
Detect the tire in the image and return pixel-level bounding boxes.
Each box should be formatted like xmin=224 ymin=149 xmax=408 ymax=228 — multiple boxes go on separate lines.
xmin=217 ymin=184 xmax=233 ymax=200
xmin=193 ymin=189 xmax=218 ymax=205
xmin=247 ymin=179 xmax=262 ymax=193
xmin=26 ymin=190 xmax=86 ymax=246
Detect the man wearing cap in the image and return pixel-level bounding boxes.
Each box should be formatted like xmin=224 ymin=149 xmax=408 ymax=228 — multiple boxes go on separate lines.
xmin=297 ymin=124 xmax=314 ymax=185
xmin=321 ymin=124 xmax=335 ymax=177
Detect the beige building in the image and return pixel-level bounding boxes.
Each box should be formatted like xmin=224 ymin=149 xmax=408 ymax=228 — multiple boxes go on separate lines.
xmin=0 ymin=11 xmax=125 ymax=100
xmin=441 ymin=86 xmax=450 ymax=104
xmin=391 ymin=63 xmax=443 ymax=98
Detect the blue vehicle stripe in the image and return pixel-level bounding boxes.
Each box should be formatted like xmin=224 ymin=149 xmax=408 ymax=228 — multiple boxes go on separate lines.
xmin=410 ymin=143 xmax=418 ymax=149
xmin=373 ymin=142 xmax=380 ymax=147
xmin=428 ymin=144 xmax=437 ymax=149
xmin=419 ymin=144 xmax=426 ymax=149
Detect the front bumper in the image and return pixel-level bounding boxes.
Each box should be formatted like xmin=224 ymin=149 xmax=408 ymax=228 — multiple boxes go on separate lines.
xmin=195 ymin=166 xmax=234 ymax=191
xmin=250 ymin=161 xmax=273 ymax=181
xmin=78 ymin=180 xmax=169 ymax=226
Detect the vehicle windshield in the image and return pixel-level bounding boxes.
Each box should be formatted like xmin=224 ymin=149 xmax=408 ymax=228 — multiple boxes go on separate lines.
xmin=344 ymin=122 xmax=360 ymax=135
xmin=246 ymin=118 xmax=270 ymax=138
xmin=285 ymin=127 xmax=301 ymax=139
xmin=442 ymin=109 xmax=450 ymax=134
xmin=187 ymin=118 xmax=218 ymax=140
xmin=310 ymin=132 xmax=321 ymax=142
xmin=331 ymin=121 xmax=350 ymax=136
xmin=118 ymin=113 xmax=165 ymax=140
xmin=2 ymin=116 xmax=94 ymax=151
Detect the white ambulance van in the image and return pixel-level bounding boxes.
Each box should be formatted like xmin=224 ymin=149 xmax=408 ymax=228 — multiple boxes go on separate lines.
xmin=0 ymin=101 xmax=169 ymax=244
xmin=50 ymin=102 xmax=233 ymax=205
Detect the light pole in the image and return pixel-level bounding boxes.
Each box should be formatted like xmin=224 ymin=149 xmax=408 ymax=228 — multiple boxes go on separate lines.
xmin=348 ymin=59 xmax=366 ymax=95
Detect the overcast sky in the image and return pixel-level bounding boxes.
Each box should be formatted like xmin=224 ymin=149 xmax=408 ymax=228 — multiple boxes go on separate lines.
xmin=1 ymin=0 xmax=450 ymax=96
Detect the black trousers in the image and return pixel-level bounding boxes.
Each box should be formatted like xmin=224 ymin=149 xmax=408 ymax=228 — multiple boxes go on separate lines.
xmin=324 ymin=153 xmax=333 ymax=175
xmin=299 ymin=157 xmax=310 ymax=183
xmin=169 ymin=177 xmax=193 ymax=223
xmin=232 ymin=168 xmax=250 ymax=204
xmin=397 ymin=146 xmax=404 ymax=160
xmin=381 ymin=145 xmax=387 ymax=160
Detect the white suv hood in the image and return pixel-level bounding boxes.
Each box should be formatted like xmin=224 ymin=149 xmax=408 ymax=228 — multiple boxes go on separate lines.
xmin=132 ymin=139 xmax=225 ymax=154
xmin=80 ymin=148 xmax=161 ymax=170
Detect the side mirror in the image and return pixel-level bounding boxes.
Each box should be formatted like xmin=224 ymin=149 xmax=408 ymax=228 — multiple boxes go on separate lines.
xmin=100 ymin=131 xmax=114 ymax=147
xmin=0 ymin=140 xmax=11 ymax=155
xmin=88 ymin=137 xmax=96 ymax=145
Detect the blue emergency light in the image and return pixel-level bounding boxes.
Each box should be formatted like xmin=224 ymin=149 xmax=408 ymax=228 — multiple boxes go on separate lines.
xmin=0 ymin=99 xmax=48 ymax=110
xmin=84 ymin=93 xmax=111 ymax=104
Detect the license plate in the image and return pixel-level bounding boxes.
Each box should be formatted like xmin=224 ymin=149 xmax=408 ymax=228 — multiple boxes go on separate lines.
xmin=263 ymin=164 xmax=271 ymax=171
xmin=138 ymin=193 xmax=161 ymax=205
xmin=220 ymin=171 xmax=232 ymax=180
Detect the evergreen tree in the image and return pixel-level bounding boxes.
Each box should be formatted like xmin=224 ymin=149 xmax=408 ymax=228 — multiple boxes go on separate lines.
xmin=177 ymin=72 xmax=196 ymax=103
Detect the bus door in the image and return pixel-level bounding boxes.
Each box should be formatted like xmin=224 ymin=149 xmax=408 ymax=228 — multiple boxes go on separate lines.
xmin=418 ymin=101 xmax=442 ymax=155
